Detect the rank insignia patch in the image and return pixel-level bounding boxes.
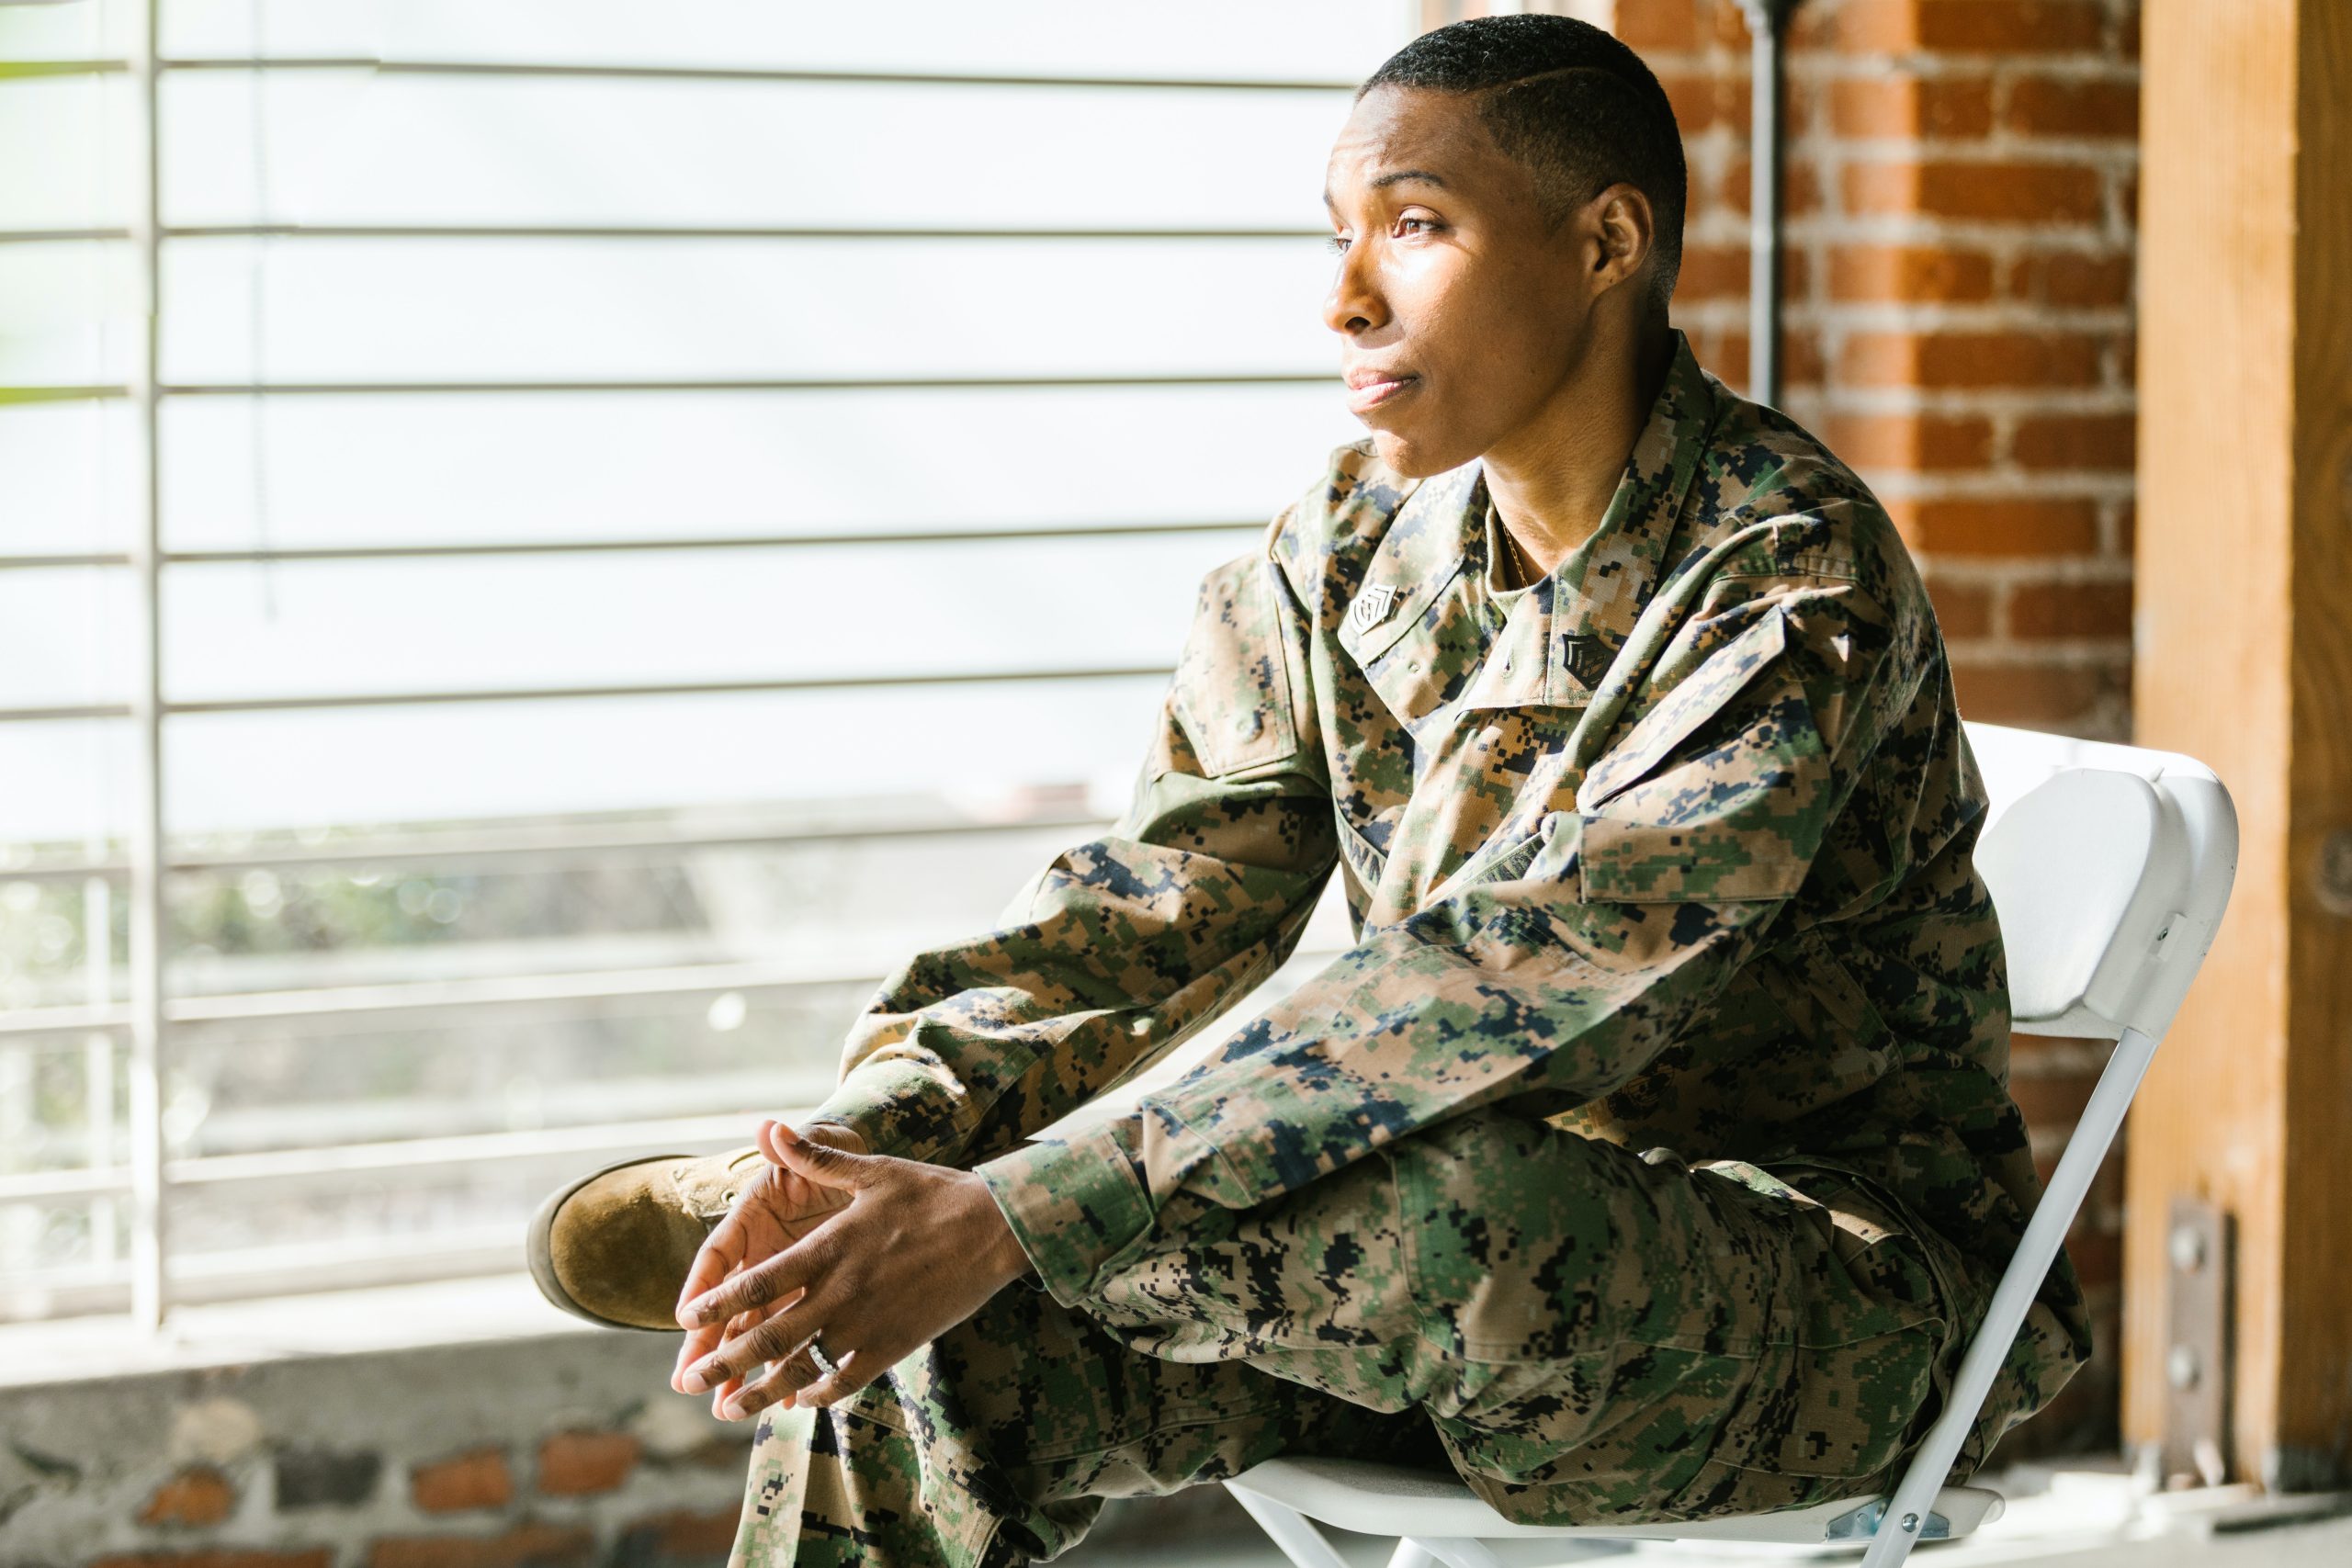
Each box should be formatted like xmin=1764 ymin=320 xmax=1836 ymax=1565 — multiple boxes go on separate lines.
xmin=1349 ymin=583 xmax=1402 ymax=633
xmin=1561 ymin=632 xmax=1611 ymax=687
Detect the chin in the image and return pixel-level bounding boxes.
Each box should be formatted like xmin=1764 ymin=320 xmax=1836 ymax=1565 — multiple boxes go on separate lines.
xmin=1365 ymin=423 xmax=1476 ymax=479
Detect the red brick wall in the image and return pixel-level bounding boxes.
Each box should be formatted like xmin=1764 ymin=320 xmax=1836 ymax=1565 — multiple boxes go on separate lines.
xmin=1627 ymin=0 xmax=2143 ymax=1459
xmin=1636 ymin=0 xmax=2141 ymax=742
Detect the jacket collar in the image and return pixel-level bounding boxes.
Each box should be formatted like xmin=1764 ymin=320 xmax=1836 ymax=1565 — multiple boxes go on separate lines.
xmin=1334 ymin=460 xmax=1476 ymax=670
xmin=1459 ymin=329 xmax=1719 ymax=712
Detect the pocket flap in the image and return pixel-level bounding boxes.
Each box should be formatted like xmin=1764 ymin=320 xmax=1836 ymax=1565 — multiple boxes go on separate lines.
xmin=1577 ymin=607 xmax=1788 ymax=811
xmin=1173 ymin=555 xmax=1300 ymax=777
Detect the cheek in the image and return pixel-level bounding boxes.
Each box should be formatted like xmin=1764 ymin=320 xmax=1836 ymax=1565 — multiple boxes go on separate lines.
xmin=1465 ymin=268 xmax=1579 ymax=378
xmin=1406 ymin=258 xmax=1567 ymax=387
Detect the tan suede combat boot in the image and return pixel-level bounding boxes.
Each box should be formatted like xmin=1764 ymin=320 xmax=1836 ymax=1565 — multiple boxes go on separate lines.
xmin=526 ymin=1145 xmax=766 ymax=1331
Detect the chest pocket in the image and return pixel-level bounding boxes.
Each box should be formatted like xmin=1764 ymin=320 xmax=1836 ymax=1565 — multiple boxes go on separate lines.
xmin=1172 ymin=554 xmax=1302 ymax=777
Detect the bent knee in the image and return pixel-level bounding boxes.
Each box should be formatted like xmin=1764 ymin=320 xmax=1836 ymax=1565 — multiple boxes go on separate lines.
xmin=1389 ymin=1111 xmax=1781 ymax=1363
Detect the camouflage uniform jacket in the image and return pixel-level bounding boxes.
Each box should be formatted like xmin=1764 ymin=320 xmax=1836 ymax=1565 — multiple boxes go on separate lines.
xmin=809 ymin=331 xmax=2093 ymax=1477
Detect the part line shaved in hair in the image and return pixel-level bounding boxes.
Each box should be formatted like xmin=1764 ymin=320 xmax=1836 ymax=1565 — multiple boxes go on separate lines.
xmin=1358 ymin=14 xmax=1689 ymax=320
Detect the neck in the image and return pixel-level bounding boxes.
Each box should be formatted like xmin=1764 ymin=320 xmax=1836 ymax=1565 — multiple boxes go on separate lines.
xmin=1483 ymin=320 xmax=1673 ymax=579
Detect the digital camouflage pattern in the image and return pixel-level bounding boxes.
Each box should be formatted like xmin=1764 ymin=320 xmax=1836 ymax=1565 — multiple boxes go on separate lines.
xmin=731 ymin=330 xmax=2093 ymax=1564
xmin=733 ymin=1109 xmax=1959 ymax=1566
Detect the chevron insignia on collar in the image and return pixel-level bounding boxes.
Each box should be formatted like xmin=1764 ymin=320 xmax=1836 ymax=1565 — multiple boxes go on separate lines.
xmin=1348 ymin=583 xmax=1402 ymax=632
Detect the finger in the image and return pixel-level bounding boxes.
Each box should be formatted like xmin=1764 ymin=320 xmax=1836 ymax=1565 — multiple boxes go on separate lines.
xmin=675 ymin=1291 xmax=752 ymax=1393
xmin=678 ymin=1208 xmax=750 ymax=1306
xmin=689 ymin=1293 xmax=807 ymax=1395
xmin=704 ymin=1303 xmax=763 ymax=1413
xmin=755 ymin=1118 xmax=865 ymax=1167
xmin=678 ymin=1231 xmax=834 ymax=1329
xmin=717 ymin=1343 xmax=825 ymax=1421
xmin=671 ymin=1320 xmax=721 ymax=1393
xmin=764 ymin=1121 xmax=878 ymax=1192
xmin=792 ymin=1347 xmax=876 ymax=1410
xmin=680 ymin=1285 xmax=832 ymax=1393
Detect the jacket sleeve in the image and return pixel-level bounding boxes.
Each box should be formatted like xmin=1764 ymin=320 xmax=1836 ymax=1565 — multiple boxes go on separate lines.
xmin=800 ymin=532 xmax=1338 ymax=1168
xmin=976 ymin=564 xmax=1928 ymax=1304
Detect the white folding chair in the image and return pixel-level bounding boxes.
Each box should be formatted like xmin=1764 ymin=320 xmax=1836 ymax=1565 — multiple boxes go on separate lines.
xmin=1225 ymin=721 xmax=2241 ymax=1568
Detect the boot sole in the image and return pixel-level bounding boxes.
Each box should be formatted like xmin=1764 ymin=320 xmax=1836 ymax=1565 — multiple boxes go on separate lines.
xmin=526 ymin=1149 xmax=698 ymax=1333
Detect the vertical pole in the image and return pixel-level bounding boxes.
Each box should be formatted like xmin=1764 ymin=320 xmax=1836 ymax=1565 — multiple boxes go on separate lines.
xmin=1736 ymin=0 xmax=1797 ymax=408
xmin=83 ymin=869 xmax=117 ymax=1276
xmin=126 ymin=0 xmax=170 ymax=1333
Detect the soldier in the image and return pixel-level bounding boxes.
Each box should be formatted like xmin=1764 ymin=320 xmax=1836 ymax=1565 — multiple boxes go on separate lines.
xmin=528 ymin=15 xmax=2091 ymax=1565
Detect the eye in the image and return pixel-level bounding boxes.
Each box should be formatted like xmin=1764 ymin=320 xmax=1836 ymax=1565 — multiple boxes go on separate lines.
xmin=1326 ymin=233 xmax=1351 ymax=255
xmin=1396 ymin=216 xmax=1441 ymax=237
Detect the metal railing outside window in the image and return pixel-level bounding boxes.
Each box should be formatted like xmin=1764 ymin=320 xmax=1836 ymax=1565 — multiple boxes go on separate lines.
xmin=0 ymin=0 xmax=1408 ymax=1328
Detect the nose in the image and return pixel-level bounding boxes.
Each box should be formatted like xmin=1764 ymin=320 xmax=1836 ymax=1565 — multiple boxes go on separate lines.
xmin=1322 ymin=243 xmax=1385 ymax=338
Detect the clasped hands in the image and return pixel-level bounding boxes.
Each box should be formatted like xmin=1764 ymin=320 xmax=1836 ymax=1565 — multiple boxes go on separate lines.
xmin=667 ymin=1120 xmax=1033 ymax=1422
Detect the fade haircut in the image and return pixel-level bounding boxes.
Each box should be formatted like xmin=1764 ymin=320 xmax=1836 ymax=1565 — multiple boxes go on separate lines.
xmin=1358 ymin=14 xmax=1687 ymax=320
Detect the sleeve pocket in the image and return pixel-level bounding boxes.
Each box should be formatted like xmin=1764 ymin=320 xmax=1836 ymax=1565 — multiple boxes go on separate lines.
xmin=1173 ymin=554 xmax=1302 ymax=777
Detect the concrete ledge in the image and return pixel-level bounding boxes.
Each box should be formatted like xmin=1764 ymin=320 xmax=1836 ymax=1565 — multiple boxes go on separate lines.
xmin=0 ymin=1277 xmax=755 ymax=1567
xmin=0 ymin=1273 xmax=614 ymax=1393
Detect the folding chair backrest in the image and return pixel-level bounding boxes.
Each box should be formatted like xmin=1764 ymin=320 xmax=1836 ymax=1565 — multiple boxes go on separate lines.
xmin=1964 ymin=721 xmax=2239 ymax=1042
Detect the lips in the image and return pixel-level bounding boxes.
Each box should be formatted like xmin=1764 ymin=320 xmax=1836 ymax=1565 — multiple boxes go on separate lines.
xmin=1344 ymin=371 xmax=1418 ymax=416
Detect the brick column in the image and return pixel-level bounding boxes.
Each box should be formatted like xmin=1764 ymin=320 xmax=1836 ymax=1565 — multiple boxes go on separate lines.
xmin=1640 ymin=0 xmax=2140 ymax=743
xmin=1624 ymin=0 xmax=2143 ymax=1457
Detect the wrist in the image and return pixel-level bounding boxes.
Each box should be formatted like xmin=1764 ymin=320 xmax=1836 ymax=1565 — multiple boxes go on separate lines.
xmin=971 ymin=1172 xmax=1035 ymax=1289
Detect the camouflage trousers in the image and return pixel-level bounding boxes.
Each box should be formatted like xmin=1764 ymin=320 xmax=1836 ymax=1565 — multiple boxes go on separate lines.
xmin=724 ymin=1108 xmax=1962 ymax=1566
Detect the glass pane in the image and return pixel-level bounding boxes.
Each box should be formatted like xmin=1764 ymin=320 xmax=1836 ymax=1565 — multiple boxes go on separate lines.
xmin=161 ymin=531 xmax=1246 ymax=704
xmin=168 ymin=990 xmax=850 ymax=1159
xmin=0 ymin=718 xmax=130 ymax=852
xmin=0 ymin=0 xmax=135 ymax=62
xmin=164 ymin=675 xmax=1168 ymax=835
xmin=157 ymin=821 xmax=1085 ymax=1129
xmin=0 ymin=564 xmax=130 ymax=709
xmin=0 ymin=241 xmax=138 ymax=386
xmin=164 ymin=0 xmax=384 ymax=60
xmin=0 ymin=400 xmax=138 ymax=555
xmin=0 ymin=74 xmax=135 ymax=231
xmin=160 ymin=384 xmax=1359 ymax=549
xmin=164 ymin=71 xmax=1352 ymax=231
xmin=0 ymin=1032 xmax=123 ymax=1176
xmin=160 ymin=235 xmax=1338 ymax=383
xmin=165 ymin=0 xmax=1411 ymax=81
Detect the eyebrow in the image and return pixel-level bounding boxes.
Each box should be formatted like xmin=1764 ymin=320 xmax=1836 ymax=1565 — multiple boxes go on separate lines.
xmin=1321 ymin=169 xmax=1450 ymax=211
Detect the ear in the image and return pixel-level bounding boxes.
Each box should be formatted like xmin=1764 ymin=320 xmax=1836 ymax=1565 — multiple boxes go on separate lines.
xmin=1583 ymin=182 xmax=1656 ymax=299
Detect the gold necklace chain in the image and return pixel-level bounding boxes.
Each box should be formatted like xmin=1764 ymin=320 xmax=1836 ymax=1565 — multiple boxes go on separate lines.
xmin=1502 ymin=525 xmax=1540 ymax=587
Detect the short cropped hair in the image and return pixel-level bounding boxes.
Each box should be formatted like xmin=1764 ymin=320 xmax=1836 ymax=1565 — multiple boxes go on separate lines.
xmin=1359 ymin=14 xmax=1688 ymax=319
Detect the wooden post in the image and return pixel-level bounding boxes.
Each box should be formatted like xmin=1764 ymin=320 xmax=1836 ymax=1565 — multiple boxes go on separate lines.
xmin=2129 ymin=0 xmax=2352 ymax=1490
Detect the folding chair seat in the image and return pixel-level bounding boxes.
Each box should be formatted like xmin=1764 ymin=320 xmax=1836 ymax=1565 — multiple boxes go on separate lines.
xmin=1226 ymin=720 xmax=2240 ymax=1568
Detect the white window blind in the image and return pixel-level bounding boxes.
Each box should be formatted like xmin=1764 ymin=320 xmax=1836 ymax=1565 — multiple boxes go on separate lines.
xmin=0 ymin=0 xmax=1408 ymax=1325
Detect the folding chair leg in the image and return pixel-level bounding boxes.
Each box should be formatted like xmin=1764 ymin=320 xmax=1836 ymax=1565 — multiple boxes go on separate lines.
xmin=1225 ymin=1482 xmax=1352 ymax=1568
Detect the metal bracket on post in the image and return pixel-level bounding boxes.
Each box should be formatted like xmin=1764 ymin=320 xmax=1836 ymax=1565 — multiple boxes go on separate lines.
xmin=2158 ymin=1195 xmax=2233 ymax=1489
xmin=1730 ymin=0 xmax=1803 ymax=408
